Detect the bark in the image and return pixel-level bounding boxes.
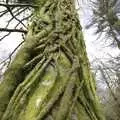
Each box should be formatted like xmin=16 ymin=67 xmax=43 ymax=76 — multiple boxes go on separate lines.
xmin=0 ymin=0 xmax=105 ymax=120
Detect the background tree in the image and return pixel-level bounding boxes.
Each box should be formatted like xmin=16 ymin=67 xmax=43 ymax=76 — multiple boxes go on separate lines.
xmin=91 ymin=56 xmax=120 ymax=120
xmin=86 ymin=0 xmax=120 ymax=48
xmin=85 ymin=0 xmax=120 ymax=119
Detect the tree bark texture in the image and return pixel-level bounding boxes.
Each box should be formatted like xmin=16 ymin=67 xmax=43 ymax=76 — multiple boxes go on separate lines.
xmin=0 ymin=0 xmax=105 ymax=120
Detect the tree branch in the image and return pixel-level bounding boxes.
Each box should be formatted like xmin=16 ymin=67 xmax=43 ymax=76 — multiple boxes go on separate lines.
xmin=0 ymin=28 xmax=27 ymax=33
xmin=0 ymin=3 xmax=38 ymax=8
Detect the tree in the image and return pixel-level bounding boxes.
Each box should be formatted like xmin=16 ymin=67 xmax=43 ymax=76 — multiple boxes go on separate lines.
xmin=99 ymin=57 xmax=120 ymax=120
xmin=86 ymin=0 xmax=120 ymax=48
xmin=0 ymin=0 xmax=105 ymax=119
xmin=91 ymin=55 xmax=120 ymax=120
xmin=86 ymin=0 xmax=120 ymax=118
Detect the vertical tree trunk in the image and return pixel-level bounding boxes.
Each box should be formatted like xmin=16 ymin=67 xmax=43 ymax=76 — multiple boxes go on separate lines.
xmin=0 ymin=0 xmax=105 ymax=119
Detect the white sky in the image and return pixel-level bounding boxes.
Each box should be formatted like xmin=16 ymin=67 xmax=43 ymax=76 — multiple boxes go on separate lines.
xmin=78 ymin=2 xmax=120 ymax=62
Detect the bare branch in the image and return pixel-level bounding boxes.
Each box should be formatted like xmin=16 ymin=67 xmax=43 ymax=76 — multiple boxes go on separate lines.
xmin=0 ymin=3 xmax=38 ymax=8
xmin=6 ymin=6 xmax=27 ymax=28
xmin=0 ymin=28 xmax=27 ymax=33
xmin=0 ymin=32 xmax=10 ymax=41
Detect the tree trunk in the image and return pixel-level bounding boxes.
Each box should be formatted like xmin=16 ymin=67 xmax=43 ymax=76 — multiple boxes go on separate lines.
xmin=0 ymin=0 xmax=105 ymax=119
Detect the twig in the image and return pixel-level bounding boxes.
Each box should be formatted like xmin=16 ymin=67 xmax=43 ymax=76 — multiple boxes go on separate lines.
xmin=6 ymin=6 xmax=27 ymax=28
xmin=0 ymin=28 xmax=27 ymax=33
xmin=0 ymin=32 xmax=10 ymax=41
xmin=0 ymin=3 xmax=38 ymax=8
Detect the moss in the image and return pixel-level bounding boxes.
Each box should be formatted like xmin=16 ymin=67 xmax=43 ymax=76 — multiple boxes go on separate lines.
xmin=54 ymin=73 xmax=76 ymax=120
xmin=19 ymin=64 xmax=57 ymax=120
xmin=0 ymin=0 xmax=105 ymax=119
xmin=0 ymin=32 xmax=41 ymax=118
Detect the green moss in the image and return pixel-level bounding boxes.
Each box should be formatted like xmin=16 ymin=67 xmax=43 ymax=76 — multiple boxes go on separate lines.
xmin=0 ymin=0 xmax=105 ymax=119
xmin=19 ymin=64 xmax=57 ymax=120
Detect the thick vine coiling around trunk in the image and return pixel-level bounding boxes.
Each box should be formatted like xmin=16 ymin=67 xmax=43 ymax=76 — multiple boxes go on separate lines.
xmin=0 ymin=0 xmax=105 ymax=120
